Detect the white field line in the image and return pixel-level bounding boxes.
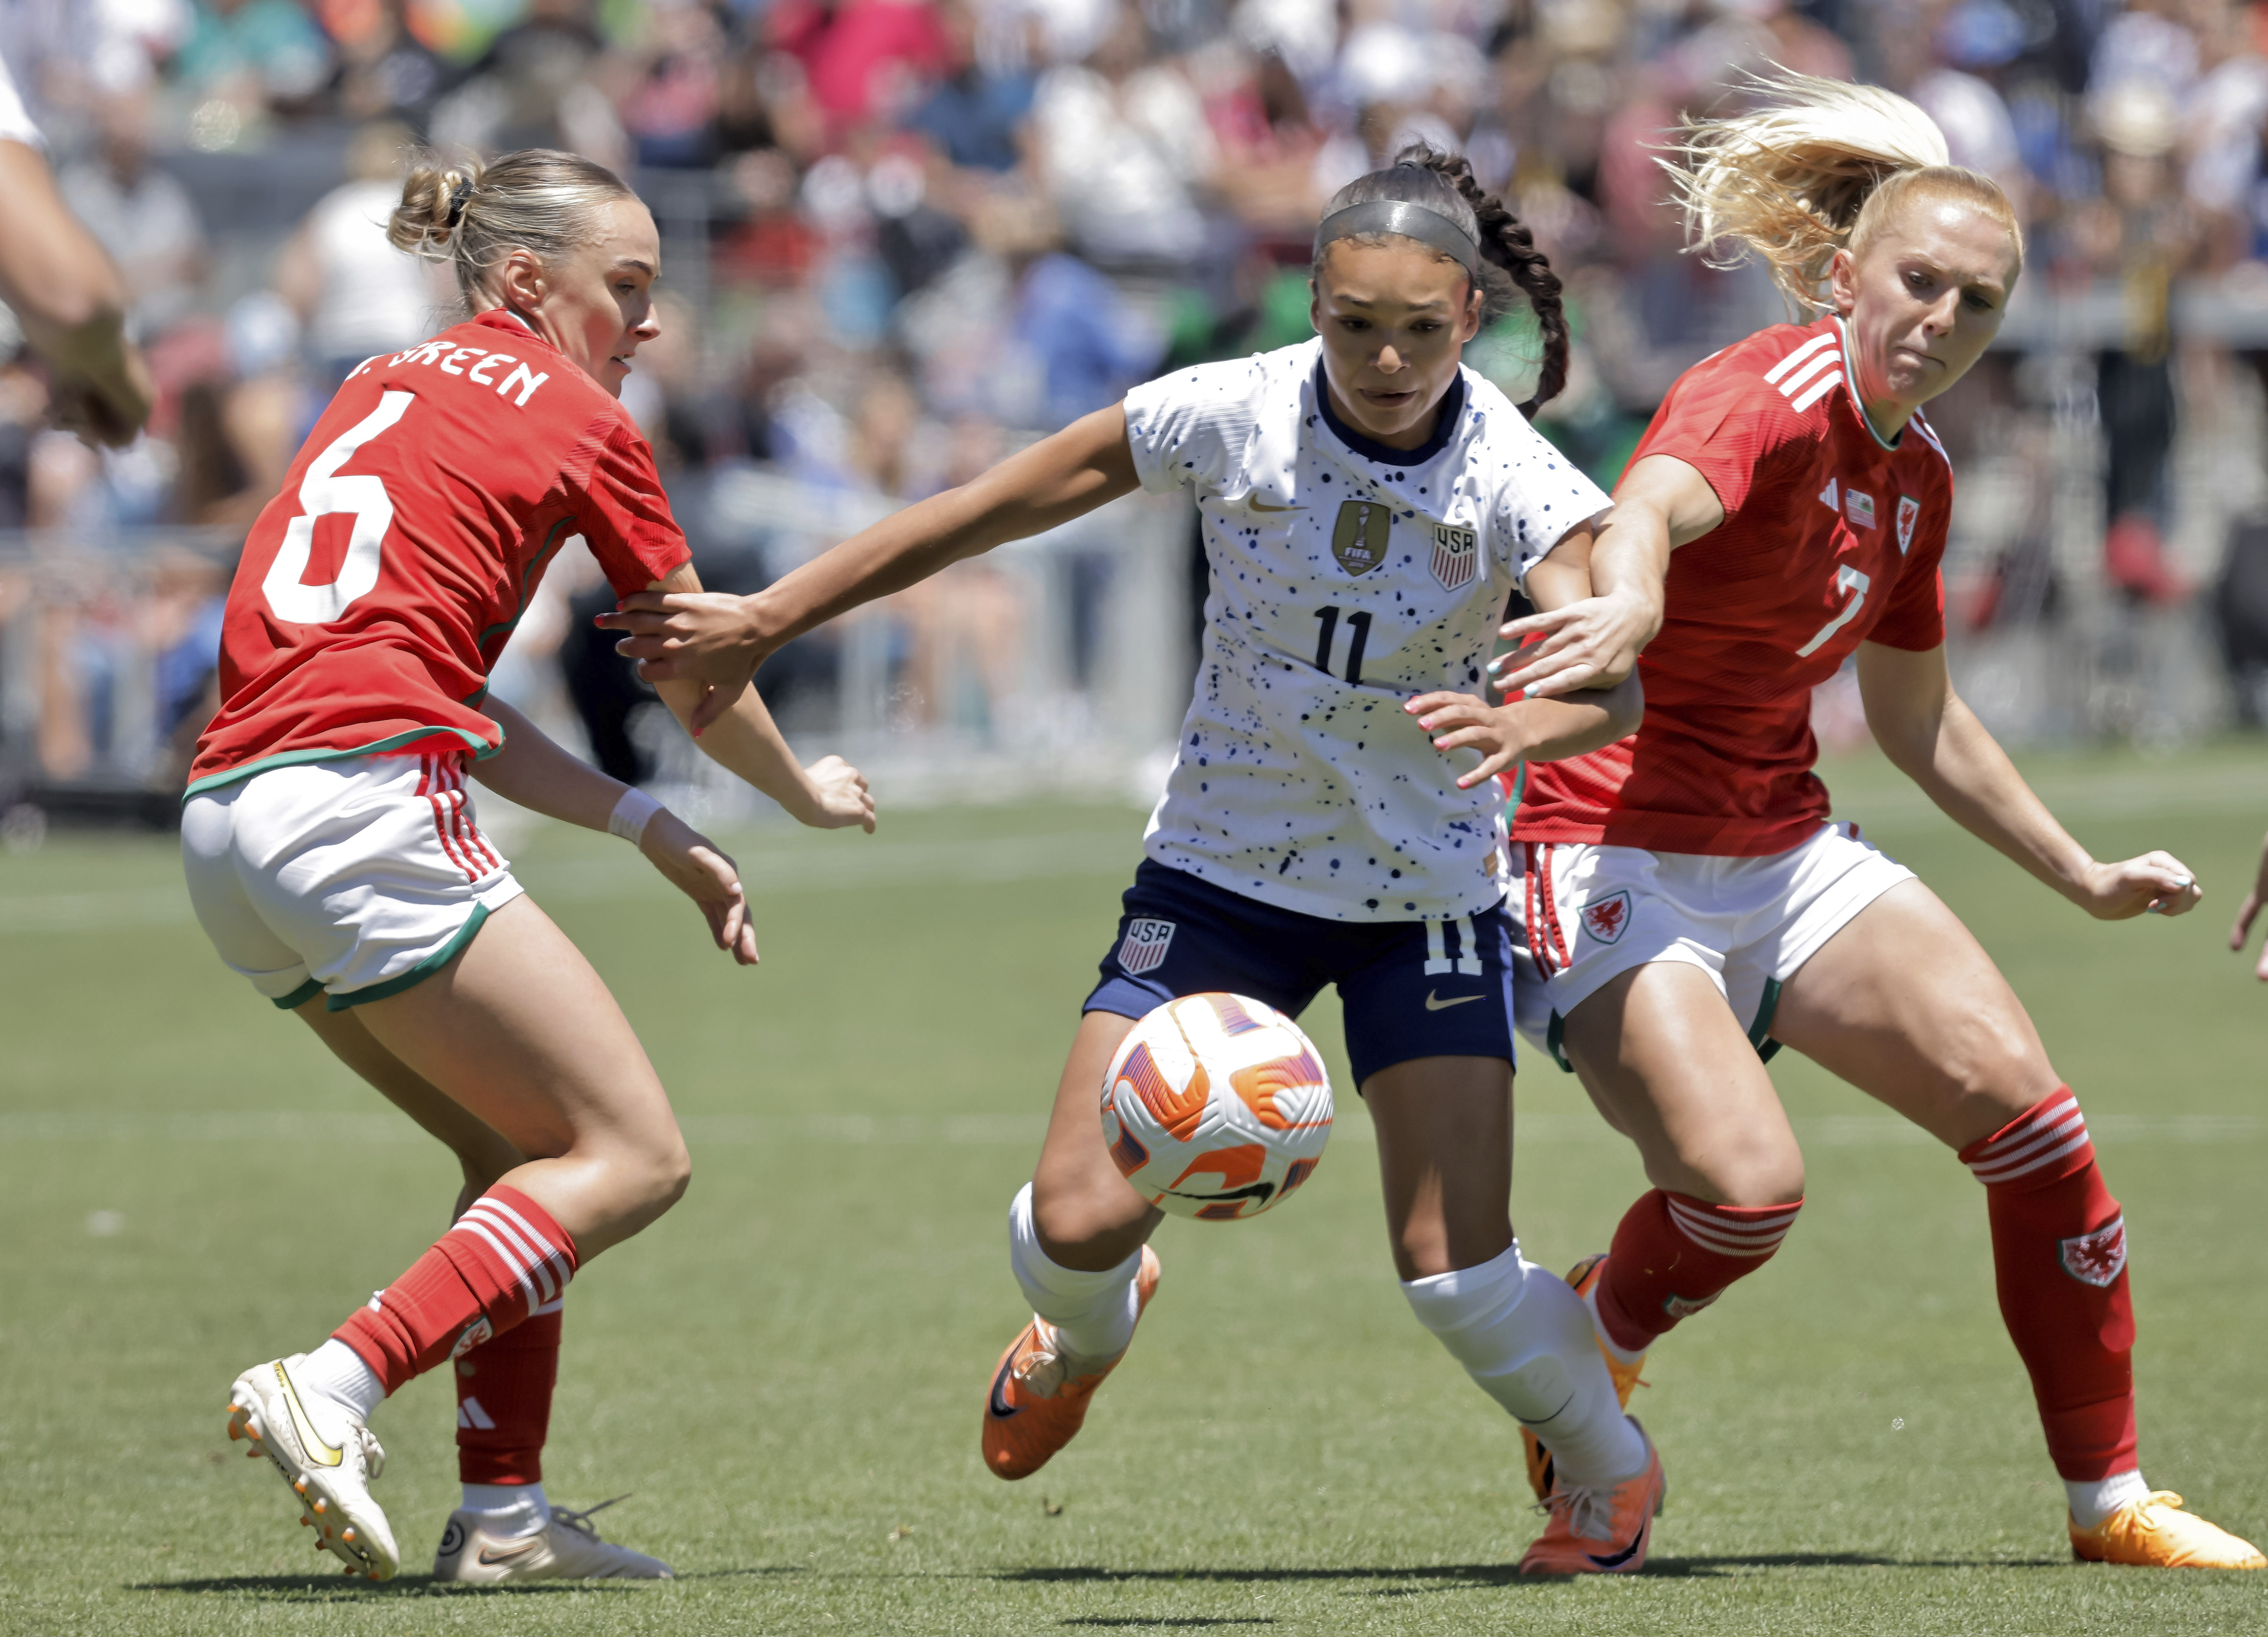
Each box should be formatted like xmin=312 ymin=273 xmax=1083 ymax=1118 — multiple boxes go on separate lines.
xmin=0 ymin=1110 xmax=2252 ymax=1146
xmin=0 ymin=832 xmax=1138 ymax=936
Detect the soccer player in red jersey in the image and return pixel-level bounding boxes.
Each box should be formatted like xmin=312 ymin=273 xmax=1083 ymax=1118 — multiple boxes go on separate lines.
xmin=1495 ymin=75 xmax=2260 ymax=1568
xmin=183 ymin=150 xmax=873 ymax=1583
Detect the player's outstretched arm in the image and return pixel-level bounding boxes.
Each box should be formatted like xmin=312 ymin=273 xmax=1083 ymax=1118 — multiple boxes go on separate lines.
xmin=1492 ymin=454 xmax=1722 ymax=699
xmin=2226 ymin=832 xmax=2268 ymax=979
xmin=472 ymin=696 xmax=759 ymax=963
xmin=1855 ymin=639 xmax=2199 ymax=921
xmin=598 ymin=404 xmax=1141 ymax=730
xmin=0 ymin=140 xmax=154 ymax=448
xmin=1410 ymin=524 xmax=1642 ymax=784
xmin=634 ymin=565 xmax=875 ymax=830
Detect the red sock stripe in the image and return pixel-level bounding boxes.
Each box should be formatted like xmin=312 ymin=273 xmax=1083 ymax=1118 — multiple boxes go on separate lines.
xmin=1664 ymin=1194 xmax=1803 ymax=1256
xmin=1962 ymin=1089 xmax=2091 ymax=1186
xmin=1522 ymin=844 xmax=1554 ymax=979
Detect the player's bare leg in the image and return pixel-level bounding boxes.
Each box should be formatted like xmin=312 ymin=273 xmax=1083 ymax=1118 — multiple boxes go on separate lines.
xmin=1773 ymin=880 xmax=2262 ymax=1567
xmin=1369 ymin=1055 xmax=1661 ymax=1573
xmin=227 ymin=897 xmax=688 ymax=1579
xmin=985 ymin=1010 xmax=1162 ymax=1479
xmin=288 ymin=1004 xmax=672 ymax=1579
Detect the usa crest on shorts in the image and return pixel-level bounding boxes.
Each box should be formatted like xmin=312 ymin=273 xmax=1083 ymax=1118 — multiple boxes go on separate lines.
xmin=2058 ymin=1215 xmax=2127 ymax=1287
xmin=1117 ymin=918 xmax=1177 ymax=975
xmin=1431 ymin=522 xmax=1478 ymax=591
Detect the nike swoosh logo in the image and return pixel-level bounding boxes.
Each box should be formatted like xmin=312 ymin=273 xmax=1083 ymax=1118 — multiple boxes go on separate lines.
xmin=1247 ymin=500 xmax=1306 ymax=513
xmin=477 ymin=1537 xmax=546 ymax=1566
xmin=1586 ymin=1516 xmax=1649 ymax=1569
xmin=1425 ymin=991 xmax=1484 ymax=1011
xmin=987 ymin=1355 xmax=1019 ymax=1419
xmin=274 ymin=1362 xmax=343 ymax=1468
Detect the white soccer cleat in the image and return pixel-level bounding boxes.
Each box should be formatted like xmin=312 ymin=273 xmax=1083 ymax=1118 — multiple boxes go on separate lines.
xmin=225 ymin=1354 xmax=399 ymax=1580
xmin=431 ymin=1497 xmax=674 ymax=1583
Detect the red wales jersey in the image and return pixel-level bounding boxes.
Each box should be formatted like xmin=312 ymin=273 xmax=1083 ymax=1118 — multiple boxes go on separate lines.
xmin=1517 ymin=316 xmax=1954 ymax=855
xmin=188 ymin=309 xmax=690 ymax=793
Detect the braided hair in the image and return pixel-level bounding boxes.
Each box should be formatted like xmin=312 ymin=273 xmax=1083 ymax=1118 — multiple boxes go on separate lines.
xmin=1313 ymin=144 xmax=1569 ymax=412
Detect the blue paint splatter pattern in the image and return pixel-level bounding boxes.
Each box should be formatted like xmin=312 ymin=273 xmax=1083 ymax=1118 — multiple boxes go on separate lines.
xmin=1121 ymin=337 xmax=1613 ymax=923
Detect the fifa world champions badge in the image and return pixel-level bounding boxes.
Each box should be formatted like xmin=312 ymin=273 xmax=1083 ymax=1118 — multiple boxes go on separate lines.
xmin=1116 ymin=918 xmax=1177 ymax=976
xmin=1332 ymin=500 xmax=1389 ymax=576
xmin=1431 ymin=522 xmax=1478 ymax=591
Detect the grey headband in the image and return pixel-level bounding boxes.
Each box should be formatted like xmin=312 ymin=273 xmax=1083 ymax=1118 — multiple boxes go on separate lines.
xmin=1314 ymin=199 xmax=1482 ymax=278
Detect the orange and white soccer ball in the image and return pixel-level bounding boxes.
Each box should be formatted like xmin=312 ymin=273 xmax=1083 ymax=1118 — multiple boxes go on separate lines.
xmin=1100 ymin=993 xmax=1333 ymax=1221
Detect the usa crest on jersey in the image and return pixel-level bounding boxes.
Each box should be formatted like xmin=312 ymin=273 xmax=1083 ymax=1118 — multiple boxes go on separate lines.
xmin=1116 ymin=918 xmax=1177 ymax=975
xmin=1431 ymin=523 xmax=1478 ymax=591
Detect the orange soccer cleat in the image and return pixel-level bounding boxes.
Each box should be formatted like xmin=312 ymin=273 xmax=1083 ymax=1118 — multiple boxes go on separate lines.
xmin=1524 ymin=1254 xmax=1646 ymax=1500
xmin=2070 ymin=1492 xmax=2266 ymax=1569
xmin=1518 ymin=1421 xmax=1666 ymax=1576
xmin=981 ymin=1246 xmax=1161 ymax=1481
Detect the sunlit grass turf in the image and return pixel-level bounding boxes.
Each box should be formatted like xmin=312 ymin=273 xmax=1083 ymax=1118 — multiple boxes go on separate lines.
xmin=4 ymin=742 xmax=2267 ymax=1634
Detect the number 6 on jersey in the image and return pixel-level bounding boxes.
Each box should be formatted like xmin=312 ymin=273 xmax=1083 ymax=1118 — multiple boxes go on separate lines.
xmin=261 ymin=391 xmax=414 ymax=626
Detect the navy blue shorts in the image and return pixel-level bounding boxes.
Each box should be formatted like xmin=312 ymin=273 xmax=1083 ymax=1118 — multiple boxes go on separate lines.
xmin=1084 ymin=858 xmax=1518 ymax=1088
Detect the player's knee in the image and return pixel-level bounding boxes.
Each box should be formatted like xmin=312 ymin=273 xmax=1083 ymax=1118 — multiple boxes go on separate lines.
xmin=624 ymin=1127 xmax=692 ymax=1220
xmin=1029 ymin=1175 xmax=1144 ymax=1271
xmin=1663 ymin=1135 xmax=1804 ymax=1209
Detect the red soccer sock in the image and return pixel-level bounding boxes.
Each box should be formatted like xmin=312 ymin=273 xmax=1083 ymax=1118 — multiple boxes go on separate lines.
xmin=333 ymin=1184 xmax=578 ymax=1396
xmin=455 ymin=1308 xmax=562 ymax=1485
xmin=1960 ymin=1088 xmax=2137 ymax=1481
xmin=1593 ymin=1189 xmax=1804 ymax=1355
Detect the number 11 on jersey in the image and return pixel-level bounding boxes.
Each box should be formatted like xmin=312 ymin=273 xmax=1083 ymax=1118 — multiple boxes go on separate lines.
xmin=1313 ymin=606 xmax=1372 ymax=685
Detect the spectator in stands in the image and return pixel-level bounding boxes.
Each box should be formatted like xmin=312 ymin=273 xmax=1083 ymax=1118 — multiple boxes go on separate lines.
xmin=429 ymin=0 xmax=629 ymax=169
xmin=275 ymin=121 xmax=445 ymax=383
xmin=56 ymin=96 xmax=207 ymax=342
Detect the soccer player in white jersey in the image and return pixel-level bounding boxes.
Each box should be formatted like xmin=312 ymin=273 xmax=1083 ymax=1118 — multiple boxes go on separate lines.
xmin=603 ymin=147 xmax=1667 ymax=1573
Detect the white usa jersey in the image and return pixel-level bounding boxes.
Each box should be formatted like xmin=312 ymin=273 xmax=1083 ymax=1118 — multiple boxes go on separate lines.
xmin=1125 ymin=337 xmax=1609 ymax=923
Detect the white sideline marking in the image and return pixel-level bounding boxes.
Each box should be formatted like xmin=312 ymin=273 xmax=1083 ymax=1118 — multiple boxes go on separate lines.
xmin=0 ymin=1111 xmax=2253 ymax=1146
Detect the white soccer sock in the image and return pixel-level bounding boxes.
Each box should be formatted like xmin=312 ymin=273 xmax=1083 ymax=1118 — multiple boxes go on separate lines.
xmin=2067 ymin=1469 xmax=2151 ymax=1530
xmin=295 ymin=1338 xmax=385 ymax=1432
xmin=1007 ymin=1184 xmax=1143 ymax=1362
xmin=1402 ymin=1242 xmax=1650 ymax=1487
xmin=461 ymin=1482 xmax=551 ymax=1539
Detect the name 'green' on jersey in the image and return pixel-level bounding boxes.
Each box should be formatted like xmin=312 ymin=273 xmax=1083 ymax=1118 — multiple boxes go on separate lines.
xmin=1124 ymin=338 xmax=1611 ymax=924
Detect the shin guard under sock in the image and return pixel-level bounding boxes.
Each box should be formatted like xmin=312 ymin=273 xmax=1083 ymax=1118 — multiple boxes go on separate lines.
xmin=1961 ymin=1088 xmax=2138 ymax=1481
xmin=1402 ymin=1243 xmax=1649 ymax=1485
xmin=1006 ymin=1184 xmax=1142 ymax=1361
xmin=1592 ymin=1189 xmax=1802 ymax=1355
xmin=456 ymin=1308 xmax=562 ymax=1485
xmin=334 ymin=1184 xmax=578 ymax=1395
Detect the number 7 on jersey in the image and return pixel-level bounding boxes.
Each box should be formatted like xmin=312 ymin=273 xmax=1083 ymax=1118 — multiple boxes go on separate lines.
xmin=1795 ymin=564 xmax=1871 ymax=659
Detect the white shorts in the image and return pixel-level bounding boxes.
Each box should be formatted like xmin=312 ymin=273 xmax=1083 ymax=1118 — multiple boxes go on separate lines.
xmin=1507 ymin=820 xmax=1915 ymax=1067
xmin=181 ymin=751 xmax=524 ymax=1011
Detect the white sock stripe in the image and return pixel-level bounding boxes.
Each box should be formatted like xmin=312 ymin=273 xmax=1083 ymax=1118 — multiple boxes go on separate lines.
xmin=459 ymin=1205 xmax=542 ymax=1273
xmin=457 ymin=1206 xmax=569 ymax=1304
xmin=1973 ymin=1094 xmax=2081 ymax=1152
xmin=453 ymin=1219 xmax=542 ymax=1310
xmin=1665 ymin=1198 xmax=1801 ymax=1236
xmin=1664 ymin=1203 xmax=1798 ymax=1254
xmin=479 ymin=1197 xmax=564 ymax=1265
xmin=1968 ymin=1127 xmax=2094 ymax=1184
xmin=1966 ymin=1106 xmax=2088 ymax=1177
xmin=1666 ymin=1217 xmax=1794 ymax=1256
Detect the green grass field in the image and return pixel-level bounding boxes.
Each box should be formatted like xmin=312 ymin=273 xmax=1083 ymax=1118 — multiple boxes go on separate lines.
xmin=5 ymin=743 xmax=2268 ymax=1635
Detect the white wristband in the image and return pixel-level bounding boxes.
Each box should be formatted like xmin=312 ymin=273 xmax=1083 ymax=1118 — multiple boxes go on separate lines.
xmin=607 ymin=787 xmax=663 ymax=846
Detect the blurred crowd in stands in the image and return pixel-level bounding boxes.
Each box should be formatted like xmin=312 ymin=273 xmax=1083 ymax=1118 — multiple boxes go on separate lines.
xmin=8 ymin=0 xmax=2268 ymax=802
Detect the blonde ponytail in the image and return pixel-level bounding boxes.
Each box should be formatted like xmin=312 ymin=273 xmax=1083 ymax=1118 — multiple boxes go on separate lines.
xmin=388 ymin=148 xmax=640 ymax=308
xmin=1661 ymin=70 xmax=2020 ymax=312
